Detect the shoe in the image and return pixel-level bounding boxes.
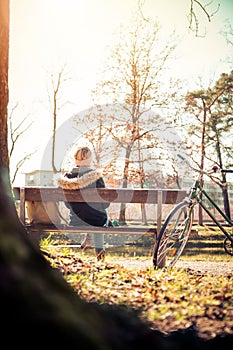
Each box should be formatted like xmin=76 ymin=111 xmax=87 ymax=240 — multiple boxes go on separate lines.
xmin=105 ymin=220 xmax=113 ymax=227
xmin=96 ymin=249 xmax=105 ymax=261
xmin=80 ymin=234 xmax=94 ymax=251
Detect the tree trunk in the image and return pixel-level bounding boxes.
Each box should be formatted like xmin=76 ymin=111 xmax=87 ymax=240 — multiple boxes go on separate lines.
xmin=118 ymin=147 xmax=131 ymax=225
xmin=141 ymin=202 xmax=148 ymax=225
xmin=0 ymin=0 xmax=9 ymax=170
xmin=215 ymin=137 xmax=231 ymax=220
xmin=222 ymin=184 xmax=231 ymax=220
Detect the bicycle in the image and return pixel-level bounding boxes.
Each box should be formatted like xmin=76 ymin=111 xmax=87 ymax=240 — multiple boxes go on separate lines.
xmin=153 ymin=154 xmax=233 ymax=269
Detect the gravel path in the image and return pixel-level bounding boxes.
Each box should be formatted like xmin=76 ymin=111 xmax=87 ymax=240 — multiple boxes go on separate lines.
xmin=110 ymin=257 xmax=233 ymax=276
xmin=175 ymin=260 xmax=233 ymax=275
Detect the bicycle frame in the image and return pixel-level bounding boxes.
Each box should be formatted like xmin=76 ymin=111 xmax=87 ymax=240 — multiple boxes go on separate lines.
xmin=188 ymin=179 xmax=233 ymax=243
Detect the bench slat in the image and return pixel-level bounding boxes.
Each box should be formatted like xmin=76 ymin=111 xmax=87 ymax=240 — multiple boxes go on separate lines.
xmin=13 ymin=187 xmax=187 ymax=204
xmin=25 ymin=223 xmax=157 ymax=235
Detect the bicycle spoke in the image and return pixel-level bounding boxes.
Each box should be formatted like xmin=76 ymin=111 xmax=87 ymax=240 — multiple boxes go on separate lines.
xmin=154 ymin=202 xmax=193 ymax=268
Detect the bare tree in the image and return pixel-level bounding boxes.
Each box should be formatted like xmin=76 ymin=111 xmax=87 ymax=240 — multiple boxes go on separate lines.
xmin=90 ymin=14 xmax=180 ymax=224
xmin=222 ymin=20 xmax=233 ymax=47
xmin=187 ymin=0 xmax=220 ymax=37
xmin=137 ymin=0 xmax=220 ymax=37
xmin=8 ymin=102 xmax=35 ymax=183
xmin=46 ymin=65 xmax=70 ymax=173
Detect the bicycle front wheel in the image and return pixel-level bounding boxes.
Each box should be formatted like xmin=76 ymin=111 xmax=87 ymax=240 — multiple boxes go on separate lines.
xmin=153 ymin=201 xmax=194 ymax=269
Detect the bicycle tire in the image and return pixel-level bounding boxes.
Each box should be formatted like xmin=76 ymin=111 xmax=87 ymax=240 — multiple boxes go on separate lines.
xmin=153 ymin=201 xmax=194 ymax=269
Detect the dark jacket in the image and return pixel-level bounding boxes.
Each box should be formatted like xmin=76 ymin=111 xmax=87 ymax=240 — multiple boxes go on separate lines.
xmin=58 ymin=166 xmax=110 ymax=226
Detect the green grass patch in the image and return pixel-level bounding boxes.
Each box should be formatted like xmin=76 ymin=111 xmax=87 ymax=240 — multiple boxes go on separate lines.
xmin=40 ymin=224 xmax=233 ymax=261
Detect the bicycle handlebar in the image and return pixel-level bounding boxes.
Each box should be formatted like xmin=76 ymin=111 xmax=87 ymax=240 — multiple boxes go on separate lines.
xmin=177 ymin=154 xmax=233 ymax=174
xmin=210 ymin=165 xmax=233 ymax=173
xmin=221 ymin=169 xmax=233 ymax=173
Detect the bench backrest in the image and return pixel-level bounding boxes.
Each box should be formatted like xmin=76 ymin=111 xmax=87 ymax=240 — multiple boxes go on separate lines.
xmin=13 ymin=187 xmax=186 ymax=203
xmin=13 ymin=187 xmax=187 ymax=230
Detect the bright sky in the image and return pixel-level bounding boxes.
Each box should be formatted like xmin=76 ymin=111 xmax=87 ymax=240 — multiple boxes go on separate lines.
xmin=8 ymin=0 xmax=233 ymax=184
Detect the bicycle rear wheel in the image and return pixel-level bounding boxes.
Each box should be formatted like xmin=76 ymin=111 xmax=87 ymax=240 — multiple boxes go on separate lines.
xmin=153 ymin=201 xmax=194 ymax=269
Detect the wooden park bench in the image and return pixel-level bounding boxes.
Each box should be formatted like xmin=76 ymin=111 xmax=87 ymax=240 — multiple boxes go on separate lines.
xmin=13 ymin=186 xmax=188 ymax=247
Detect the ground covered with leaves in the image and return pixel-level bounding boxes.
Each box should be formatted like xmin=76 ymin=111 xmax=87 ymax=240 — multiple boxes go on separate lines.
xmin=45 ymin=249 xmax=233 ymax=341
